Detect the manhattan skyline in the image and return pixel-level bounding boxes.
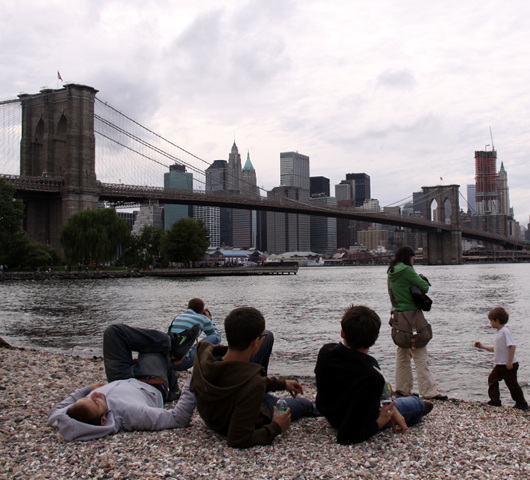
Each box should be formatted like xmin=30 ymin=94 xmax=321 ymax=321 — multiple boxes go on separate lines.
xmin=1 ymin=1 xmax=529 ymax=224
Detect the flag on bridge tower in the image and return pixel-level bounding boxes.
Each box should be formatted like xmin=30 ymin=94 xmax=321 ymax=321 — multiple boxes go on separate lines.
xmin=57 ymin=71 xmax=63 ymax=82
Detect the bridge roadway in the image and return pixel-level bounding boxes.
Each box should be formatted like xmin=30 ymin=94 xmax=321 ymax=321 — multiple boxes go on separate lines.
xmin=3 ymin=174 xmax=523 ymax=249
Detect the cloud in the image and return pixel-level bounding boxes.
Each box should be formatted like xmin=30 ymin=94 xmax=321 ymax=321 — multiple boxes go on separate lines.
xmin=376 ymin=69 xmax=417 ymax=89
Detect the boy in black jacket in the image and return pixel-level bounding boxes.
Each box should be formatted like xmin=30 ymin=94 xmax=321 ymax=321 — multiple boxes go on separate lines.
xmin=315 ymin=305 xmax=432 ymax=445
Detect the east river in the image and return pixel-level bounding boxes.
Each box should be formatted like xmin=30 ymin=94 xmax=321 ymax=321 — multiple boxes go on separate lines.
xmin=1 ymin=263 xmax=529 ymax=402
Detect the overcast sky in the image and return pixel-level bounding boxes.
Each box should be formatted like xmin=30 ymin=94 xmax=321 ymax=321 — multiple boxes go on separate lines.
xmin=1 ymin=0 xmax=529 ymax=225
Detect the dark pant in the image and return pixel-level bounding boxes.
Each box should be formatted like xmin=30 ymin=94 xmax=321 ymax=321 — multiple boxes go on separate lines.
xmin=488 ymin=363 xmax=527 ymax=407
xmin=249 ymin=329 xmax=274 ymax=375
xmin=103 ymin=324 xmax=179 ymax=394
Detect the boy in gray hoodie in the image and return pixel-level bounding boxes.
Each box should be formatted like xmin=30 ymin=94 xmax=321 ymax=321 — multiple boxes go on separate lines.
xmin=48 ymin=323 xmax=199 ymax=441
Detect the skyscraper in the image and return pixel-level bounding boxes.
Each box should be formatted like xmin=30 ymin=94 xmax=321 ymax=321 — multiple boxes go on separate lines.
xmin=467 ymin=184 xmax=476 ymax=215
xmin=310 ymin=176 xmax=330 ymax=197
xmin=194 ymin=160 xmax=228 ymax=248
xmin=475 ymin=150 xmax=498 ymax=215
xmin=310 ymin=196 xmax=337 ymax=253
xmin=280 ymin=152 xmax=310 ymax=190
xmin=497 ymin=162 xmax=511 ymax=216
xmin=267 ymin=152 xmax=311 ymax=254
xmin=345 ymin=173 xmax=371 ymax=207
xmin=164 ymin=163 xmax=193 ymax=230
xmin=267 ymin=186 xmax=311 ymax=254
xmin=228 ymin=141 xmax=242 ymax=192
xmin=240 ymin=152 xmax=261 ymax=249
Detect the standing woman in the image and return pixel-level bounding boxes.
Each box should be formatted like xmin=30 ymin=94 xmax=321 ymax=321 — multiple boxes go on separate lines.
xmin=387 ymin=246 xmax=447 ymax=400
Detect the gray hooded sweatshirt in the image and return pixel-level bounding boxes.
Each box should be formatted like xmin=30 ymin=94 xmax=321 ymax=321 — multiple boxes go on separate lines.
xmin=48 ymin=377 xmax=195 ymax=441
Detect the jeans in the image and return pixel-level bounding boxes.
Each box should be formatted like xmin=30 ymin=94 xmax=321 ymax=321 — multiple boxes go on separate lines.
xmin=174 ymin=334 xmax=221 ymax=371
xmin=249 ymin=329 xmax=274 ymax=375
xmin=395 ymin=396 xmax=424 ymax=425
xmin=262 ymin=393 xmax=318 ymax=420
xmin=103 ymin=324 xmax=179 ymax=394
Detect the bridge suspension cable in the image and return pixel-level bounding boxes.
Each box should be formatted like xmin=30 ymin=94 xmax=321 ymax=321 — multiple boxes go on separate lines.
xmin=0 ymin=99 xmax=21 ymax=176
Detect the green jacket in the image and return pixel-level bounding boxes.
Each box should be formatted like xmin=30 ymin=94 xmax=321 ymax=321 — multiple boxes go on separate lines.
xmin=190 ymin=342 xmax=285 ymax=449
xmin=388 ymin=262 xmax=429 ymax=313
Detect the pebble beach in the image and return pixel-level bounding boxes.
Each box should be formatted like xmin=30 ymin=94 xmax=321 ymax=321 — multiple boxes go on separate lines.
xmin=1 ymin=346 xmax=530 ymax=480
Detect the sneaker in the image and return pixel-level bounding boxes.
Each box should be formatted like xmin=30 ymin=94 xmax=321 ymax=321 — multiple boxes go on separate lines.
xmin=486 ymin=400 xmax=502 ymax=406
xmin=429 ymin=394 xmax=448 ymax=401
xmin=170 ymin=324 xmax=201 ymax=363
xmin=513 ymin=404 xmax=529 ymax=411
xmin=422 ymin=401 xmax=434 ymax=416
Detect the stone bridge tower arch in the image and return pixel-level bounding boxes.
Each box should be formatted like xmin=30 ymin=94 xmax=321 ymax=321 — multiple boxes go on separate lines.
xmin=18 ymin=84 xmax=100 ymax=251
xmin=422 ymin=185 xmax=462 ymax=264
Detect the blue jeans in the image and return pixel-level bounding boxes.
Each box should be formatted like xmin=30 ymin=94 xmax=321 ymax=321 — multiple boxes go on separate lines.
xmin=383 ymin=396 xmax=424 ymax=429
xmin=262 ymin=393 xmax=317 ymax=420
xmin=174 ymin=334 xmax=221 ymax=371
xmin=103 ymin=324 xmax=179 ymax=394
xmin=249 ymin=329 xmax=274 ymax=375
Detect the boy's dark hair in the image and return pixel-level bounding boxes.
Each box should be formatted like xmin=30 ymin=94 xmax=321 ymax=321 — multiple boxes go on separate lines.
xmin=225 ymin=307 xmax=265 ymax=351
xmin=67 ymin=402 xmax=104 ymax=426
xmin=488 ymin=307 xmax=509 ymax=325
xmin=341 ymin=305 xmax=381 ymax=350
xmin=188 ymin=298 xmax=205 ymax=314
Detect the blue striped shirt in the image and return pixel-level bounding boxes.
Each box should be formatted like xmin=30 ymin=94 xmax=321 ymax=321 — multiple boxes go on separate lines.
xmin=168 ymin=309 xmax=220 ymax=340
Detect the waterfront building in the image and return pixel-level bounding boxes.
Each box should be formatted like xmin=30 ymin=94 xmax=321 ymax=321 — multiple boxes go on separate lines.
xmin=164 ymin=163 xmax=193 ymax=230
xmin=131 ymin=201 xmax=163 ymax=235
xmin=117 ymin=211 xmax=138 ymax=231
xmin=310 ymin=196 xmax=337 ymax=254
xmin=357 ymin=229 xmax=389 ymax=252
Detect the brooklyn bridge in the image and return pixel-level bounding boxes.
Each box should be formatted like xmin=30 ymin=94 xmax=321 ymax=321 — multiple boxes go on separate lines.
xmin=0 ymin=84 xmax=524 ymax=265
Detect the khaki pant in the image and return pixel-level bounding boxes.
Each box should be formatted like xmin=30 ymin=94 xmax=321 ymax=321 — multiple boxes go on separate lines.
xmin=395 ymin=345 xmax=439 ymax=398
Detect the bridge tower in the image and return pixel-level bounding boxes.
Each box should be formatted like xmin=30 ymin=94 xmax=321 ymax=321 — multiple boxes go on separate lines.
xmin=18 ymin=84 xmax=99 ymax=251
xmin=421 ymin=184 xmax=462 ymax=264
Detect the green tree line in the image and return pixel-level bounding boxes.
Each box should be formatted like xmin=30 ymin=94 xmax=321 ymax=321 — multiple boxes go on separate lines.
xmin=1 ymin=178 xmax=210 ymax=269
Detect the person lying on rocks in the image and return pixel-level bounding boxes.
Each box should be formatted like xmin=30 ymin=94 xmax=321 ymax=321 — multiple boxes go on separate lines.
xmin=48 ymin=323 xmax=200 ymax=441
xmin=315 ymin=305 xmax=433 ymax=445
xmin=190 ymin=307 xmax=320 ymax=449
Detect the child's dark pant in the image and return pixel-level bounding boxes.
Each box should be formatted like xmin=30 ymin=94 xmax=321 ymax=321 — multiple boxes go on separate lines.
xmin=488 ymin=362 xmax=527 ymax=407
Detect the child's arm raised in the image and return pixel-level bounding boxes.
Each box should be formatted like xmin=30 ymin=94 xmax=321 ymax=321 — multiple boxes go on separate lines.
xmin=475 ymin=341 xmax=494 ymax=352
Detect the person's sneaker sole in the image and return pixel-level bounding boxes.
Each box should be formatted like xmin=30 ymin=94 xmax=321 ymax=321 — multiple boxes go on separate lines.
xmin=423 ymin=401 xmax=434 ymax=416
xmin=170 ymin=324 xmax=201 ymax=363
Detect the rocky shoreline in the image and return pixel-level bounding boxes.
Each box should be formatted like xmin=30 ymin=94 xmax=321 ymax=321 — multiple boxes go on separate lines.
xmin=0 ymin=271 xmax=143 ymax=281
xmin=1 ymin=346 xmax=530 ymax=480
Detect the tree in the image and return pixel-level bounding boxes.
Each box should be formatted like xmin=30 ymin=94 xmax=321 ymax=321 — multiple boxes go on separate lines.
xmin=161 ymin=217 xmax=210 ymax=266
xmin=0 ymin=178 xmax=26 ymax=264
xmin=117 ymin=225 xmax=165 ymax=268
xmin=60 ymin=208 xmax=131 ymax=264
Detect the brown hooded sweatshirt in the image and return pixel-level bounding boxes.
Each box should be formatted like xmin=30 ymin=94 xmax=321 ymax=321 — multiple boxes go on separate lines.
xmin=190 ymin=342 xmax=285 ymax=448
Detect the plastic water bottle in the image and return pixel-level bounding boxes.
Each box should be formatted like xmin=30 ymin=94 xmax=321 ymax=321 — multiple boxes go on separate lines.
xmin=276 ymin=394 xmax=288 ymax=414
xmin=381 ymin=383 xmax=393 ymax=407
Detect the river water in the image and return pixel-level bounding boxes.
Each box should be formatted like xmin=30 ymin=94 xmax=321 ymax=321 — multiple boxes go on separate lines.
xmin=1 ymin=264 xmax=529 ymax=402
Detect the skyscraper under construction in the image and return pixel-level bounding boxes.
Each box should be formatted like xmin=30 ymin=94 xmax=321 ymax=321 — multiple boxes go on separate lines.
xmin=474 ymin=149 xmax=498 ymax=215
